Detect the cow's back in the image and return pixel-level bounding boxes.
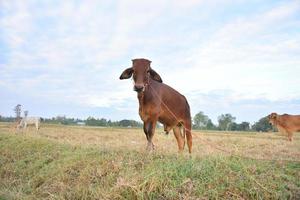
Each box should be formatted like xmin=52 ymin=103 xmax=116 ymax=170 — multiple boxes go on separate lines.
xmin=25 ymin=117 xmax=40 ymax=124
xmin=156 ymin=82 xmax=191 ymax=125
xmin=280 ymin=114 xmax=300 ymax=132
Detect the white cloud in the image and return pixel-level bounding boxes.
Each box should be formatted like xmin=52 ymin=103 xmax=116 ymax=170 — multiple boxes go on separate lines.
xmin=0 ymin=1 xmax=33 ymax=48
xmin=160 ymin=1 xmax=300 ymax=102
xmin=0 ymin=0 xmax=299 ymax=120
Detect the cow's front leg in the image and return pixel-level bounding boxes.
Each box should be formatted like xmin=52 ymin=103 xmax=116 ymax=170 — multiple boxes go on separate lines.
xmin=287 ymin=131 xmax=293 ymax=141
xmin=143 ymin=119 xmax=157 ymax=151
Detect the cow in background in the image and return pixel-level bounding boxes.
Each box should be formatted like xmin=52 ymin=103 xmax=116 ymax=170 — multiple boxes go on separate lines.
xmin=268 ymin=113 xmax=300 ymax=141
xmin=17 ymin=117 xmax=41 ymax=131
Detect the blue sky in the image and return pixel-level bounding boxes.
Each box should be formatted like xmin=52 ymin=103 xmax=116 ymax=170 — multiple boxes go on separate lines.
xmin=0 ymin=0 xmax=300 ymax=124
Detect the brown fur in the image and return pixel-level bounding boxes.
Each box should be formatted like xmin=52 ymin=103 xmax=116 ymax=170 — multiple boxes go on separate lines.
xmin=268 ymin=112 xmax=300 ymax=141
xmin=120 ymin=58 xmax=192 ymax=153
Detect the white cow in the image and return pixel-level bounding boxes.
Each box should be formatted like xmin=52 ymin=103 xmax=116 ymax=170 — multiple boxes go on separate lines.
xmin=17 ymin=117 xmax=41 ymax=130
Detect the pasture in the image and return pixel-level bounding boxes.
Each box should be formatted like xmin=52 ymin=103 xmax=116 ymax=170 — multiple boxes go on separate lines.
xmin=0 ymin=122 xmax=299 ymax=199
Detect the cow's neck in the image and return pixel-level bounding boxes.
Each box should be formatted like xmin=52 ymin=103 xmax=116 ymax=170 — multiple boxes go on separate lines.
xmin=275 ymin=116 xmax=283 ymax=127
xmin=137 ymin=86 xmax=149 ymax=107
xmin=137 ymin=80 xmax=155 ymax=112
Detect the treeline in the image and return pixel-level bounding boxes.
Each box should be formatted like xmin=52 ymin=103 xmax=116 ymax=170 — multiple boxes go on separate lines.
xmin=0 ymin=116 xmax=15 ymax=122
xmin=0 ymin=111 xmax=273 ymax=131
xmin=85 ymin=117 xmax=142 ymax=127
xmin=193 ymin=111 xmax=273 ymax=132
xmin=0 ymin=115 xmax=143 ymax=128
xmin=43 ymin=116 xmax=143 ymax=127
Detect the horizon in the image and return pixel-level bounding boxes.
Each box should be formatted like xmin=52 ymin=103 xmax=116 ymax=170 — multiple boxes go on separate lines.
xmin=0 ymin=108 xmax=266 ymax=125
xmin=1 ymin=1 xmax=300 ymax=124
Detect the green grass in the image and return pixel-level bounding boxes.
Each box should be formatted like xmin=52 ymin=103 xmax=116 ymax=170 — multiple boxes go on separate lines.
xmin=0 ymin=132 xmax=299 ymax=200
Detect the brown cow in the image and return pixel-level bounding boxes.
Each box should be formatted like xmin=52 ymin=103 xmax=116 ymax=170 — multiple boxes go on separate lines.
xmin=120 ymin=58 xmax=192 ymax=153
xmin=268 ymin=112 xmax=300 ymax=141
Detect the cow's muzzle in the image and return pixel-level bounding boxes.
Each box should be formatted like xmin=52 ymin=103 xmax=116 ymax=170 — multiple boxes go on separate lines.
xmin=134 ymin=85 xmax=145 ymax=93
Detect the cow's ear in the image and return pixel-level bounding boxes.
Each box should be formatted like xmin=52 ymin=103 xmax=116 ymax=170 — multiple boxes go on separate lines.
xmin=270 ymin=113 xmax=277 ymax=119
xmin=149 ymin=69 xmax=162 ymax=83
xmin=120 ymin=67 xmax=133 ymax=79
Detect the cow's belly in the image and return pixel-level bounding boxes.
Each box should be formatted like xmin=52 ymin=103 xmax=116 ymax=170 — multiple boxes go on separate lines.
xmin=158 ymin=113 xmax=180 ymax=129
xmin=284 ymin=118 xmax=300 ymax=132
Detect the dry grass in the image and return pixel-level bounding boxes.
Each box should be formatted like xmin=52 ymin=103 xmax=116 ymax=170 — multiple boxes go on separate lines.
xmin=1 ymin=122 xmax=299 ymax=161
xmin=0 ymin=122 xmax=300 ymax=199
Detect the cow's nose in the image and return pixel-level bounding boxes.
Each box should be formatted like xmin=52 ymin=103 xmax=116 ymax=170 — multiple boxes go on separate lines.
xmin=134 ymin=85 xmax=144 ymax=92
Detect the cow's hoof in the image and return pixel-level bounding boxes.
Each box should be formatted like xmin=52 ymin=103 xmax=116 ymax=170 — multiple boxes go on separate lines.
xmin=146 ymin=143 xmax=155 ymax=151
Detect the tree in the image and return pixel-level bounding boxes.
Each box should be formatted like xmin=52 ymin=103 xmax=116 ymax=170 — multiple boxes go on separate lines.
xmin=252 ymin=117 xmax=273 ymax=132
xmin=119 ymin=120 xmax=131 ymax=127
xmin=24 ymin=110 xmax=28 ymax=117
xmin=118 ymin=119 xmax=142 ymax=127
xmin=230 ymin=122 xmax=238 ymax=131
xmin=218 ymin=113 xmax=236 ymax=131
xmin=86 ymin=117 xmax=108 ymax=126
xmin=13 ymin=104 xmax=22 ymax=122
xmin=230 ymin=121 xmax=250 ymax=131
xmin=239 ymin=121 xmax=250 ymax=131
xmin=56 ymin=115 xmax=66 ymax=124
xmin=193 ymin=111 xmax=209 ymax=129
xmin=206 ymin=119 xmax=217 ymax=130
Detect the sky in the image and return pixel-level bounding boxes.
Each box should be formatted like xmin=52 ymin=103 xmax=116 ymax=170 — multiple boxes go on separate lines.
xmin=0 ymin=0 xmax=300 ymax=124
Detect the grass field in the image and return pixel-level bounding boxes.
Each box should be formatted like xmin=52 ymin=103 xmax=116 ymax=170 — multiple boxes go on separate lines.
xmin=0 ymin=122 xmax=299 ymax=199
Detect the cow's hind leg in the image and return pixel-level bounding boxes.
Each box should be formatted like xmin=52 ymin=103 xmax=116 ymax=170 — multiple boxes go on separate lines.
xmin=164 ymin=124 xmax=172 ymax=134
xmin=36 ymin=122 xmax=39 ymax=131
xmin=173 ymin=126 xmax=185 ymax=152
xmin=184 ymin=120 xmax=192 ymax=154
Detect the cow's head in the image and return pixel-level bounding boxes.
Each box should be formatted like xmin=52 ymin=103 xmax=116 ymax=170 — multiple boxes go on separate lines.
xmin=268 ymin=112 xmax=278 ymax=125
xmin=119 ymin=58 xmax=162 ymax=93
